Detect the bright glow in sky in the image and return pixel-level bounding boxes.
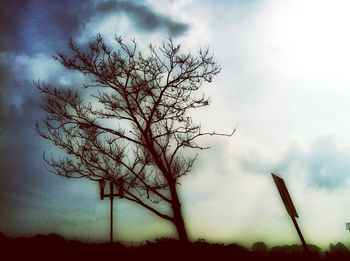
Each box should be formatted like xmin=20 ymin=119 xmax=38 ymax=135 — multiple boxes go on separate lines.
xmin=1 ymin=0 xmax=350 ymax=249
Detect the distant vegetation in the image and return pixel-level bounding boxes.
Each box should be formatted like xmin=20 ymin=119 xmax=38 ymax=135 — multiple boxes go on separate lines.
xmin=1 ymin=233 xmax=349 ymax=260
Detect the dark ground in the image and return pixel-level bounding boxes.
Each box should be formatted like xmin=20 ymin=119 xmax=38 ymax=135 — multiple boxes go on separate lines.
xmin=1 ymin=233 xmax=349 ymax=261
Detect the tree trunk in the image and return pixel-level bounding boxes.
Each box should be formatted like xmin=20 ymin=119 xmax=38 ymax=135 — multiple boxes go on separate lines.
xmin=170 ymin=184 xmax=189 ymax=243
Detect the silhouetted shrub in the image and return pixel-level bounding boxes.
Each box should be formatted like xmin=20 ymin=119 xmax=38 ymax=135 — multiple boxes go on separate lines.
xmin=329 ymin=242 xmax=348 ymax=253
xmin=33 ymin=233 xmax=66 ymax=243
xmin=252 ymin=241 xmax=268 ymax=252
xmin=326 ymin=242 xmax=349 ymax=261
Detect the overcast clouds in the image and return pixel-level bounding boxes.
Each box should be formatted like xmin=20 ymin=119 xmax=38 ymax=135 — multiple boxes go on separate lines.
xmin=2 ymin=0 xmax=350 ymax=248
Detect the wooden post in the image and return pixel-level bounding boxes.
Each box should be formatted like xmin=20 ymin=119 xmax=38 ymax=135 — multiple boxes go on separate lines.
xmin=110 ymin=182 xmax=114 ymax=243
xmin=291 ymin=215 xmax=309 ymax=254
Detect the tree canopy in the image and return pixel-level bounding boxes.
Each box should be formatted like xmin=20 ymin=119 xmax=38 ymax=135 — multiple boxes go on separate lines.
xmin=37 ymin=34 xmax=233 ymax=242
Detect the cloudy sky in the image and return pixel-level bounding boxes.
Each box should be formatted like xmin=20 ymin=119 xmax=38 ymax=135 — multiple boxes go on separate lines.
xmin=2 ymin=0 xmax=350 ymax=248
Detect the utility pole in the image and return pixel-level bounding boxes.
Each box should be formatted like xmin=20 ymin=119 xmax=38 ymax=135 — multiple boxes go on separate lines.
xmin=109 ymin=181 xmax=114 ymax=243
xmin=98 ymin=178 xmax=124 ymax=243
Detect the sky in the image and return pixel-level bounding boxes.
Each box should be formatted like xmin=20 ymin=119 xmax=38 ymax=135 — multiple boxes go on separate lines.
xmin=1 ymin=0 xmax=350 ymax=249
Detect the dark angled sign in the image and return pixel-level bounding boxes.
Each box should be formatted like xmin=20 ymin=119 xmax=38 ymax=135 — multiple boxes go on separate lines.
xmin=271 ymin=173 xmax=298 ymax=218
xmin=271 ymin=173 xmax=310 ymax=255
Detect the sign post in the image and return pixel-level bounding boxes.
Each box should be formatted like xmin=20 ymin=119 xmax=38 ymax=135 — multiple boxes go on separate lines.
xmin=271 ymin=173 xmax=310 ymax=254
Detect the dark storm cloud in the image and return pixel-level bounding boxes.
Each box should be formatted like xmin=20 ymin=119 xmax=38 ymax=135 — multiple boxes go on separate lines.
xmin=0 ymin=57 xmax=9 ymax=114
xmin=0 ymin=52 xmax=57 ymax=228
xmin=0 ymin=0 xmax=29 ymax=51
xmin=0 ymin=0 xmax=189 ymax=235
xmin=0 ymin=0 xmax=190 ymax=190
xmin=0 ymin=97 xmax=45 ymax=214
xmin=0 ymin=0 xmax=87 ymax=53
xmin=2 ymin=0 xmax=188 ymax=54
xmin=20 ymin=0 xmax=90 ymax=53
xmin=96 ymin=0 xmax=189 ymax=36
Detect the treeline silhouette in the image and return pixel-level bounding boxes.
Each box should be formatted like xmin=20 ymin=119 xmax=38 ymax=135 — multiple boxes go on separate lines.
xmin=0 ymin=232 xmax=349 ymax=261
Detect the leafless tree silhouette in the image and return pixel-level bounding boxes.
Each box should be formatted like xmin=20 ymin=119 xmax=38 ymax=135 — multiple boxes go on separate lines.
xmin=36 ymin=35 xmax=234 ymax=242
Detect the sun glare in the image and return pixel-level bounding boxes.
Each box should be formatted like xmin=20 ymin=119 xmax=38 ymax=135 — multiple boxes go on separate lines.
xmin=259 ymin=0 xmax=350 ymax=87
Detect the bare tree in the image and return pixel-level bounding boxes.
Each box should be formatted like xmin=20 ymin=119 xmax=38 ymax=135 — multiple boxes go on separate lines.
xmin=36 ymin=35 xmax=234 ymax=242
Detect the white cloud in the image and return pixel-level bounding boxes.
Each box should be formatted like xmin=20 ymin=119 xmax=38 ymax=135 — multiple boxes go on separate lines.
xmin=153 ymin=0 xmax=350 ymax=247
xmin=10 ymin=0 xmax=350 ymax=247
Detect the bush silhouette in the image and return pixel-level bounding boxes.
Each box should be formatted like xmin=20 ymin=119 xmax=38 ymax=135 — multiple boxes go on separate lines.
xmin=252 ymin=241 xmax=268 ymax=252
xmin=329 ymin=242 xmax=348 ymax=253
xmin=1 ymin=232 xmax=350 ymax=260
